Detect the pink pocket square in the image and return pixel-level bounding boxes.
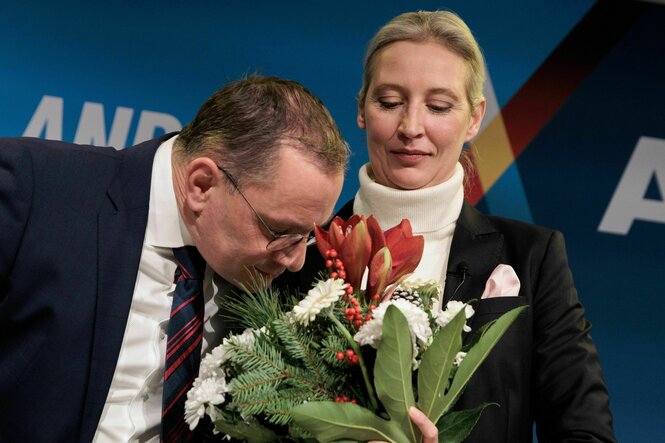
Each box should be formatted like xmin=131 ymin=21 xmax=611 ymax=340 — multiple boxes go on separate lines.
xmin=481 ymin=264 xmax=520 ymax=299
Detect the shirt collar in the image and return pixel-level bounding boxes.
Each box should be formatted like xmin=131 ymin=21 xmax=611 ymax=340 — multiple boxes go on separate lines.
xmin=144 ymin=135 xmax=194 ymax=248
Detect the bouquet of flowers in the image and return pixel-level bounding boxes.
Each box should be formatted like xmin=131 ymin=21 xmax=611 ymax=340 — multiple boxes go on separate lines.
xmin=185 ymin=215 xmax=525 ymax=442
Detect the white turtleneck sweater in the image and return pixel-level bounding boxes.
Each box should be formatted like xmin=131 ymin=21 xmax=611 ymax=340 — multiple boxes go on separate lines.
xmin=353 ymin=162 xmax=465 ymax=286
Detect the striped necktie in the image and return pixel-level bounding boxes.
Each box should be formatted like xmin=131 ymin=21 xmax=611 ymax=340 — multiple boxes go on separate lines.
xmin=161 ymin=246 xmax=206 ymax=442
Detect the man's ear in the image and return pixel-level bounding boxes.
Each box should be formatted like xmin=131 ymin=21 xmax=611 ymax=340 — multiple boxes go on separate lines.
xmin=357 ymin=100 xmax=366 ymax=129
xmin=183 ymin=157 xmax=221 ymax=213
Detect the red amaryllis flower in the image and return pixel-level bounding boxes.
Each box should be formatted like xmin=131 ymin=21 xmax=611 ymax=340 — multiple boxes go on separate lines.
xmin=314 ymin=215 xmax=373 ymax=292
xmin=315 ymin=215 xmax=424 ymax=301
xmin=367 ymin=219 xmax=424 ymax=299
xmin=385 ymin=219 xmax=424 ymax=282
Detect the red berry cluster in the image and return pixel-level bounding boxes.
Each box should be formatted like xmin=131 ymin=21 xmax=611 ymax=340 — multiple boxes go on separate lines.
xmin=335 ymin=348 xmax=359 ymax=365
xmin=325 ymin=248 xmax=377 ymax=329
xmin=334 ymin=395 xmax=358 ymax=404
xmin=324 ymin=249 xmax=347 ymax=281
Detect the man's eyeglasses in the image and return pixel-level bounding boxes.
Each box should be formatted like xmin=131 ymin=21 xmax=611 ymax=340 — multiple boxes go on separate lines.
xmin=217 ymin=165 xmax=315 ymax=252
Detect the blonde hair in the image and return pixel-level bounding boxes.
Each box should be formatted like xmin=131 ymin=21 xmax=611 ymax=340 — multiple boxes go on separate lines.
xmin=358 ymin=11 xmax=486 ymax=184
xmin=358 ymin=10 xmax=486 ymax=112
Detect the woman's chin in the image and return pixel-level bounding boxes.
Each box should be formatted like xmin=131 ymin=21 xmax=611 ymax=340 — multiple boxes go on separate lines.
xmin=386 ymin=174 xmax=436 ymax=191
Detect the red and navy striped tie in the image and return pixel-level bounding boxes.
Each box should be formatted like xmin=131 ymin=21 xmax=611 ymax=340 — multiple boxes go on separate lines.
xmin=161 ymin=246 xmax=206 ymax=443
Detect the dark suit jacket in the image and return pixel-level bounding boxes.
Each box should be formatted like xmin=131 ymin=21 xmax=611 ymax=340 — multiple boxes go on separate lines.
xmin=276 ymin=199 xmax=616 ymax=443
xmin=0 ymin=135 xmax=169 ymax=443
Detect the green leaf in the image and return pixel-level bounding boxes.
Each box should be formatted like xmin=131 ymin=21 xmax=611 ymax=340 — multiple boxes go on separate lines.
xmin=291 ymin=401 xmax=409 ymax=443
xmin=417 ymin=308 xmax=466 ymax=424
xmin=436 ymin=403 xmax=498 ymax=443
xmin=441 ymin=306 xmax=527 ymax=415
xmin=374 ymin=305 xmax=420 ymax=443
xmin=461 ymin=318 xmax=493 ymax=351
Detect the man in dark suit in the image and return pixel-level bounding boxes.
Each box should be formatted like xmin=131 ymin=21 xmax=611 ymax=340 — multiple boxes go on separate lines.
xmin=0 ymin=76 xmax=348 ymax=442
xmin=277 ymin=198 xmax=616 ymax=443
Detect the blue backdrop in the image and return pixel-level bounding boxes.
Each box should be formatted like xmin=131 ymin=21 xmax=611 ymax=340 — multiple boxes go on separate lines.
xmin=2 ymin=1 xmax=663 ymax=441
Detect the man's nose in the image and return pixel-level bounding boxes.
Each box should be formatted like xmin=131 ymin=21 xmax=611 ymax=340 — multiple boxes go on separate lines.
xmin=273 ymin=240 xmax=308 ymax=272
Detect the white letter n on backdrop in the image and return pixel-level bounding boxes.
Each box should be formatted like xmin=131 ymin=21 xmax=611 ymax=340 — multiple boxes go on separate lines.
xmin=598 ymin=136 xmax=665 ymax=235
xmin=133 ymin=110 xmax=182 ymax=145
xmin=23 ymin=95 xmax=63 ymax=140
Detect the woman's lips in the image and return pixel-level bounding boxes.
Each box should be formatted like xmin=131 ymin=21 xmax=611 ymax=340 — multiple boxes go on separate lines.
xmin=392 ymin=150 xmax=429 ymax=164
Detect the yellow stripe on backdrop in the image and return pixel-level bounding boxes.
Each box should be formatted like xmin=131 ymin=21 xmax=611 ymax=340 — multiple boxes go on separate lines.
xmin=473 ymin=70 xmax=516 ymax=196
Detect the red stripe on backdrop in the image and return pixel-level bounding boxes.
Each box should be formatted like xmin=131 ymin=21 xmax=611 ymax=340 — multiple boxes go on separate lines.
xmin=469 ymin=1 xmax=648 ymax=207
xmin=502 ymin=1 xmax=646 ymax=159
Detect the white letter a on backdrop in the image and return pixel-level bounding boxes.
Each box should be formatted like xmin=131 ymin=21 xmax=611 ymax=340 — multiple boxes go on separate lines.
xmin=23 ymin=95 xmax=63 ymax=140
xmin=598 ymin=136 xmax=665 ymax=235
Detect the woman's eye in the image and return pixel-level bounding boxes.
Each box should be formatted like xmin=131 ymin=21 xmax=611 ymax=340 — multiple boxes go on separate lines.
xmin=428 ymin=104 xmax=452 ymax=113
xmin=378 ymin=99 xmax=401 ymax=110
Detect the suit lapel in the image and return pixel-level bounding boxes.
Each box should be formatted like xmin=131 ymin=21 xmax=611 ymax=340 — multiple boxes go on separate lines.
xmin=443 ymin=202 xmax=503 ymax=305
xmin=79 ymin=137 xmax=165 ymax=443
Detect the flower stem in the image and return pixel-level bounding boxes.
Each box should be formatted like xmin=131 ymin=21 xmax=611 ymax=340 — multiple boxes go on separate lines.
xmin=328 ymin=312 xmax=379 ymax=412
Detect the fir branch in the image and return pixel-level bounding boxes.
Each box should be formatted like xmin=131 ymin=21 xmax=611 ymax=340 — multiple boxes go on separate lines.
xmin=230 ymin=339 xmax=287 ymax=375
xmin=230 ymin=336 xmax=326 ymax=395
xmin=318 ymin=331 xmax=368 ymax=402
xmin=272 ymin=317 xmax=323 ymax=378
xmin=229 ymin=371 xmax=286 ymax=398
xmin=218 ymin=281 xmax=289 ymax=330
xmin=255 ymin=388 xmax=328 ymax=426
xmin=233 ymin=384 xmax=329 ymax=427
xmin=320 ymin=333 xmax=351 ymax=367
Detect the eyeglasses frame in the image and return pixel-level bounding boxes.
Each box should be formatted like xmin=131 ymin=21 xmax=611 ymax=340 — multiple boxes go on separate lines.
xmin=216 ymin=164 xmax=314 ymax=252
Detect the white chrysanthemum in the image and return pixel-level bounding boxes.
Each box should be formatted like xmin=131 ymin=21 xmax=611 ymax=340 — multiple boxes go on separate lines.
xmin=199 ymin=344 xmax=228 ymax=379
xmin=292 ymin=278 xmax=346 ymax=325
xmin=184 ymin=377 xmax=228 ymax=430
xmin=225 ymin=327 xmax=258 ymax=349
xmin=354 ymin=299 xmax=432 ymax=349
xmin=221 ymin=327 xmax=260 ymax=361
xmin=205 ymin=403 xmax=220 ymax=423
xmin=432 ymin=300 xmax=475 ymax=332
xmin=352 ymin=313 xmax=383 ymax=349
xmin=453 ymin=351 xmax=467 ymax=367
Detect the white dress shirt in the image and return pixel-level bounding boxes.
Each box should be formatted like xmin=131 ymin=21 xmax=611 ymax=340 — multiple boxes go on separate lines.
xmin=93 ymin=136 xmax=226 ymax=442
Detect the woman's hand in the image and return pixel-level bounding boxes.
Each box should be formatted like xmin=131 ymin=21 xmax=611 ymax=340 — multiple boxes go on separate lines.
xmin=369 ymin=406 xmax=439 ymax=442
xmin=408 ymin=406 xmax=438 ymax=442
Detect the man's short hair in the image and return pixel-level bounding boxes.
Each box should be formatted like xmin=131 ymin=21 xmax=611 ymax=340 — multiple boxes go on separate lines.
xmin=175 ymin=75 xmax=349 ymax=185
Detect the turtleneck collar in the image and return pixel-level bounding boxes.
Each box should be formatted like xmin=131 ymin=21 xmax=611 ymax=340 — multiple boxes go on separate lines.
xmin=353 ymin=162 xmax=465 ymax=233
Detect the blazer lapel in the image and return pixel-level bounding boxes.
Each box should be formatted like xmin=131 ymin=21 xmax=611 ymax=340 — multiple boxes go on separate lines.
xmin=79 ymin=137 xmax=164 ymax=443
xmin=443 ymin=202 xmax=503 ymax=305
